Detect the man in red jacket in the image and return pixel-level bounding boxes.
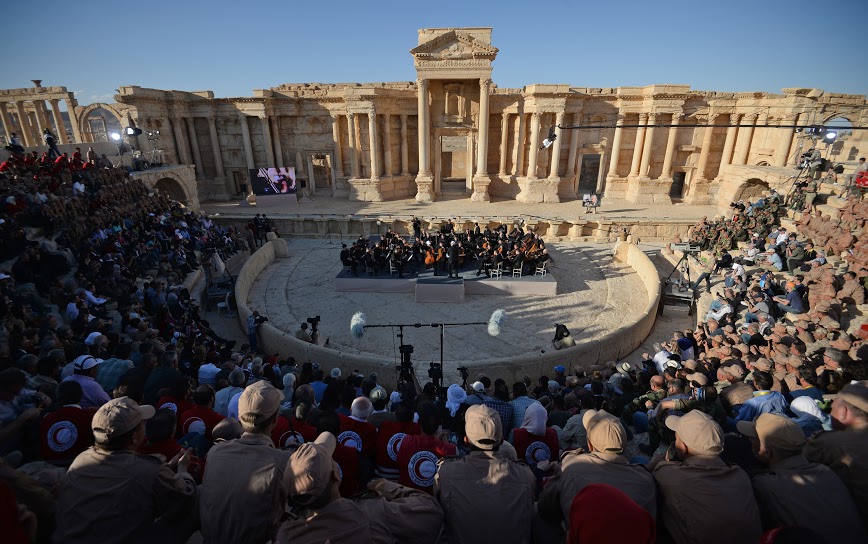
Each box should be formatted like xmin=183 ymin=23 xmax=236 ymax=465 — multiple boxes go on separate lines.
xmin=40 ymin=381 xmax=96 ymax=462
xmin=179 ymin=385 xmax=225 ymax=442
xmin=316 ymin=411 xmax=360 ymax=497
xmin=272 ymin=403 xmax=318 ymax=449
xmin=398 ymin=402 xmax=456 ymax=494
xmin=339 ymin=396 xmax=378 ymax=483
xmin=375 ymin=404 xmax=420 ymax=480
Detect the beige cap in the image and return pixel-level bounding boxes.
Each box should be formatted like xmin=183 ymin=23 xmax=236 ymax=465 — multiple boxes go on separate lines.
xmin=238 ymin=381 xmax=282 ymax=429
xmin=687 ymin=373 xmax=708 ymax=386
xmin=92 ymin=397 xmax=155 ymax=442
xmin=785 ymin=356 xmax=804 ymax=369
xmin=736 ymin=413 xmax=805 ymax=452
xmin=285 ymin=432 xmax=338 ymax=504
xmin=753 ymin=358 xmax=772 ymax=372
xmin=582 ymin=409 xmax=627 ymax=453
xmin=465 ymin=404 xmax=502 ymax=450
xmin=727 ymin=364 xmax=746 ymax=380
xmin=682 ymin=359 xmax=698 ymax=371
xmin=665 ymin=410 xmax=724 ymax=456
xmin=838 ymin=383 xmax=868 ymax=414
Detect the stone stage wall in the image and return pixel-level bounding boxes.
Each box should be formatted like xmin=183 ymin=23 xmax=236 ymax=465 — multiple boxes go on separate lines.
xmin=234 ymin=237 xmax=662 ymax=387
xmin=216 ymin=214 xmax=698 ymax=243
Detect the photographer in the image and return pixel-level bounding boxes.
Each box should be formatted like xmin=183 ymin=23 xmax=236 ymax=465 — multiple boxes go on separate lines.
xmin=552 ymin=324 xmax=576 ymax=350
xmin=247 ymin=311 xmax=268 ymax=352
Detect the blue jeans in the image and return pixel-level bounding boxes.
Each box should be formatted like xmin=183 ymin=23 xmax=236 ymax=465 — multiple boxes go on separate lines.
xmin=744 ymin=311 xmax=758 ymax=323
xmin=693 ymin=272 xmax=711 ymax=290
xmin=777 ymin=303 xmax=801 ymax=314
xmin=248 ymin=331 xmax=258 ymax=352
xmin=724 ymin=276 xmax=735 ymax=288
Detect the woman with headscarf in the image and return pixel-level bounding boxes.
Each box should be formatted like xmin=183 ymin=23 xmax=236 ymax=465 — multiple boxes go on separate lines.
xmin=789 ymin=396 xmax=831 ymax=437
xmin=441 ymin=384 xmax=468 ymax=452
xmin=511 ymin=402 xmax=559 ymax=475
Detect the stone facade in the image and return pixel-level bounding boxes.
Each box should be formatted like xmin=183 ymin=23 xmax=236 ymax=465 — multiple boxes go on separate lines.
xmin=14 ymin=27 xmax=863 ymax=207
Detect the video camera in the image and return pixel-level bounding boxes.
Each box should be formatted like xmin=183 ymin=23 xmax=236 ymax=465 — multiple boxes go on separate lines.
xmin=456 ymin=366 xmax=469 ymax=381
xmin=428 ymin=362 xmax=442 ymax=382
xmin=307 ymin=315 xmax=320 ymax=332
xmin=669 ymin=243 xmax=702 ymax=254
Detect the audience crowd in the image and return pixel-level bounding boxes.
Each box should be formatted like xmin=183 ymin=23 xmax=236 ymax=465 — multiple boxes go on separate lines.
xmin=0 ymin=147 xmax=865 ymax=544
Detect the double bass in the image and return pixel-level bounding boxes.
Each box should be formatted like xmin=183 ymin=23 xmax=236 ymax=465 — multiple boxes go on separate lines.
xmin=424 ymin=246 xmax=435 ymax=268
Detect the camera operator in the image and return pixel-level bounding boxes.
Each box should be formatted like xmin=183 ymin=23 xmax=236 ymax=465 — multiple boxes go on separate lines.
xmin=247 ymin=310 xmax=268 ymax=352
xmin=552 ymin=324 xmax=575 ymax=350
xmin=294 ymin=322 xmax=314 ymax=344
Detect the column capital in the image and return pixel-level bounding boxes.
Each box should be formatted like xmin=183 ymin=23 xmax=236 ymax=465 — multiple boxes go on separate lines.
xmin=347 ymin=112 xmax=355 ymax=120
xmin=638 ymin=112 xmax=649 ymax=122
xmin=532 ymin=112 xmax=541 ymax=120
xmin=646 ymin=113 xmax=657 ymax=122
xmin=671 ymin=113 xmax=683 ymax=123
xmin=479 ymin=78 xmax=492 ymax=90
xmin=501 ymin=111 xmax=510 ymax=120
xmin=417 ymin=78 xmax=428 ymax=90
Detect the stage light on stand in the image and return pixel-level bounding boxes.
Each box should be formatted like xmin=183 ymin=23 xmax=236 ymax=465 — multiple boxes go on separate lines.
xmin=110 ymin=132 xmax=121 ymax=142
xmin=823 ymin=130 xmax=837 ymax=143
xmin=540 ymin=126 xmax=557 ymax=149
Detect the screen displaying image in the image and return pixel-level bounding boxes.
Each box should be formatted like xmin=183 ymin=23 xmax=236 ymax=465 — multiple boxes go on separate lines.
xmin=249 ymin=167 xmax=297 ymax=195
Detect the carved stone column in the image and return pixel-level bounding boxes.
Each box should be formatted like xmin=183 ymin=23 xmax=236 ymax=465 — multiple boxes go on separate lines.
xmin=332 ymin=115 xmax=344 ymax=177
xmin=184 ymin=117 xmax=204 ymax=180
xmin=606 ymin=117 xmax=624 ymax=181
xmin=660 ymin=114 xmax=681 ymax=180
xmin=498 ymin=112 xmax=510 ymax=176
xmin=347 ymin=113 xmax=360 ymax=178
xmin=630 ymin=113 xmax=647 ymax=177
xmin=400 ymin=114 xmax=409 ymax=175
xmin=383 ymin=113 xmax=392 ymax=177
xmin=695 ymin=114 xmax=717 ymax=180
xmin=237 ymin=113 xmax=255 ymax=170
xmin=514 ymin=112 xmax=526 ymax=176
xmin=367 ymin=109 xmax=380 ymax=181
xmin=773 ymin=114 xmax=798 ymax=167
xmin=566 ymin=111 xmax=582 ymax=178
xmin=0 ymin=103 xmax=11 ymax=142
xmin=549 ymin=111 xmax=565 ymax=179
xmin=171 ymin=117 xmax=191 ymax=165
xmin=527 ymin=112 xmax=541 ymax=178
xmin=33 ymin=101 xmax=50 ymax=136
xmin=638 ymin=113 xmax=656 ymax=179
xmin=270 ymin=116 xmax=284 ymax=168
xmin=733 ymin=113 xmax=757 ymax=165
xmin=718 ymin=113 xmax=740 ymax=172
xmin=414 ymin=79 xmax=434 ymax=202
xmin=475 ymin=78 xmax=491 ymax=177
xmin=48 ymin=99 xmax=68 ymax=144
xmin=14 ymin=102 xmax=33 ymax=146
xmin=259 ymin=116 xmax=275 ymax=167
xmin=207 ymin=115 xmax=225 ymax=179
xmin=64 ymin=98 xmax=83 ymax=144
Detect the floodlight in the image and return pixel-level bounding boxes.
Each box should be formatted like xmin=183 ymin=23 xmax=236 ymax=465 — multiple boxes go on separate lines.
xmin=125 ymin=127 xmax=143 ymax=137
xmin=110 ymin=132 xmax=121 ymax=141
xmin=823 ymin=130 xmax=837 ymax=142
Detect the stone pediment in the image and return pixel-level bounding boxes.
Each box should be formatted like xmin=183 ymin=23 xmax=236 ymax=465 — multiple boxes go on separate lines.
xmin=410 ymin=30 xmax=498 ymax=63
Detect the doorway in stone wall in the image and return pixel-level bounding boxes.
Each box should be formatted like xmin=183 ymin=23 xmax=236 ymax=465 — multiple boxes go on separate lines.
xmin=578 ymin=154 xmax=600 ymax=195
xmin=670 ymin=172 xmax=687 ymax=199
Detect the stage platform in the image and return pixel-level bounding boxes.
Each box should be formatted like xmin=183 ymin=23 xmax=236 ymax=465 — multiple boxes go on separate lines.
xmin=334 ymin=267 xmax=557 ymax=297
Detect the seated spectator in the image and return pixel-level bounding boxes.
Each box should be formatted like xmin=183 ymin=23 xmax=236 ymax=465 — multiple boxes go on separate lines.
xmin=54 ymin=397 xmax=197 ymax=543
xmin=214 ymin=368 xmax=246 ymax=416
xmin=39 ymin=380 xmax=96 ymax=463
xmin=734 ymin=371 xmax=788 ymax=423
xmin=803 ymin=383 xmax=868 ymax=526
xmin=435 ymin=405 xmax=536 ymax=544
xmin=199 ymin=381 xmax=293 ymax=544
xmin=178 ymin=385 xmax=225 ymax=442
xmin=61 ymin=355 xmax=110 ymax=409
xmin=313 ymin=410 xmax=360 ymax=498
xmin=511 ymin=402 xmax=559 ymax=473
xmin=276 ymin=432 xmax=444 ymax=543
xmin=374 ymin=403 xmax=420 ymax=481
xmin=397 ymin=402 xmax=456 ymax=494
xmin=95 ymin=343 xmax=134 ymax=394
xmin=738 ymin=413 xmax=866 ymax=540
xmin=651 ymin=410 xmax=762 ymax=544
xmin=539 ymin=409 xmax=656 ymax=525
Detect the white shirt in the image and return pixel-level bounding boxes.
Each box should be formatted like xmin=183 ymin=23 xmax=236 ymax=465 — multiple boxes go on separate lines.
xmin=65 ymin=302 xmax=79 ymax=322
xmin=72 ymin=181 xmax=85 ymax=195
xmin=775 ymin=232 xmax=789 ymax=246
xmin=228 ymin=391 xmax=243 ymax=419
xmin=731 ymin=263 xmax=746 ymax=281
xmin=198 ymin=363 xmax=220 ymax=387
xmin=85 ymin=290 xmax=106 ymax=306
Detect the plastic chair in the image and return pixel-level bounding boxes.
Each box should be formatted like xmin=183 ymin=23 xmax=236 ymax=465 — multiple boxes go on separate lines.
xmin=491 ymin=262 xmax=503 ymax=279
xmin=216 ymin=292 xmax=235 ymax=318
xmin=535 ymin=261 xmax=548 ymax=276
xmin=512 ymin=265 xmax=523 ymax=277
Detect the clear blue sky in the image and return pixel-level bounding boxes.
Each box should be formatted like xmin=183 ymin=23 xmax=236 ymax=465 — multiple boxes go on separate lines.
xmin=4 ymin=0 xmax=865 ymax=106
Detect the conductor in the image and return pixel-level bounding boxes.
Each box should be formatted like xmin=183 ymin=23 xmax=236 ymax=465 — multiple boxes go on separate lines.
xmin=447 ymin=240 xmax=461 ymax=279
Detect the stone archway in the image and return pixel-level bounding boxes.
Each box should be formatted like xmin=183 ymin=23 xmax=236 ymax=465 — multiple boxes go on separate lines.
xmin=733 ymin=178 xmax=770 ymax=201
xmin=154 ymin=177 xmax=188 ymax=204
xmin=77 ymin=103 xmax=127 ymax=143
